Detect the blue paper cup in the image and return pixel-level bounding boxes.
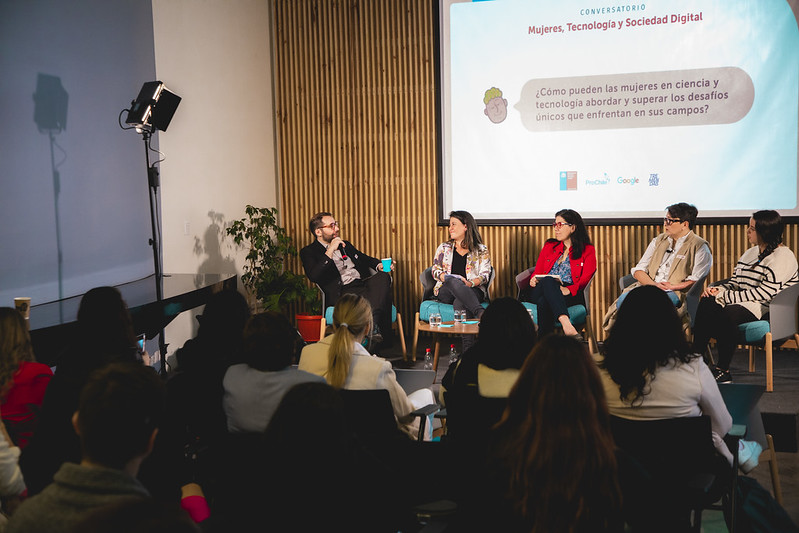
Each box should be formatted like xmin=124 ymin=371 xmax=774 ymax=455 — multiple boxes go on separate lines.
xmin=381 ymin=258 xmax=392 ymax=272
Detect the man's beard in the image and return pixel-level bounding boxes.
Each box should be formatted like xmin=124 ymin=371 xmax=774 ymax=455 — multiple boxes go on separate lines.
xmin=321 ymin=231 xmax=338 ymax=244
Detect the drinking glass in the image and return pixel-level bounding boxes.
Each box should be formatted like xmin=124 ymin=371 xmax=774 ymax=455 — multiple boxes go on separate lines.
xmin=454 ymin=309 xmax=465 ymax=324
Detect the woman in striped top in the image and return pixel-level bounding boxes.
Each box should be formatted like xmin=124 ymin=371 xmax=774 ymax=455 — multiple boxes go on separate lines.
xmin=692 ymin=210 xmax=799 ymax=382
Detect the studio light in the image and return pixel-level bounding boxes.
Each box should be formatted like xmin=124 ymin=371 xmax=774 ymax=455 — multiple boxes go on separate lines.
xmin=125 ymin=81 xmax=181 ymax=132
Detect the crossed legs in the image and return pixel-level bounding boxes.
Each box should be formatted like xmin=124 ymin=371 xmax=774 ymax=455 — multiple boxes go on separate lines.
xmin=520 ymin=277 xmax=581 ymax=336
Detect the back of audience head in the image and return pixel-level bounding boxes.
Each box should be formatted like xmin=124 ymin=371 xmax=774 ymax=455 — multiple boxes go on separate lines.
xmin=196 ymin=289 xmax=250 ymax=343
xmin=328 ymin=294 xmax=371 ymax=389
xmin=0 ymin=307 xmax=36 ymax=395
xmin=475 ymin=297 xmax=537 ymax=370
xmin=242 ymin=311 xmax=296 ymax=371
xmin=74 ymin=362 xmax=165 ymax=471
xmin=494 ymin=335 xmax=621 ymax=532
xmin=73 ymin=497 xmax=199 ymax=533
xmin=179 ymin=289 xmax=250 ymax=370
xmin=77 ymin=286 xmax=137 ymax=363
xmin=264 ymin=381 xmax=348 ymax=454
xmin=601 ymin=285 xmax=693 ymax=404
xmin=666 ymin=202 xmax=698 ymax=229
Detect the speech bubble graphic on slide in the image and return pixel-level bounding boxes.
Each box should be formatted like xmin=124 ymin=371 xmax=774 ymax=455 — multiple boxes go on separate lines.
xmin=515 ymin=67 xmax=754 ymax=132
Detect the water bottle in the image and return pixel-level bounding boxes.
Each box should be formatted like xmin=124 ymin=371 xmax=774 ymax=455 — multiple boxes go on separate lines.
xmin=424 ymin=348 xmax=433 ymax=370
xmin=449 ymin=343 xmax=458 ymax=366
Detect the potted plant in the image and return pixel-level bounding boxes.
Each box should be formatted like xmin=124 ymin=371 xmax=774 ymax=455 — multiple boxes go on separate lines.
xmin=226 ymin=205 xmax=323 ymax=341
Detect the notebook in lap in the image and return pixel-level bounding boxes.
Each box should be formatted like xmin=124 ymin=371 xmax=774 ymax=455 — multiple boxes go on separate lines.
xmin=394 ymin=368 xmax=436 ymax=395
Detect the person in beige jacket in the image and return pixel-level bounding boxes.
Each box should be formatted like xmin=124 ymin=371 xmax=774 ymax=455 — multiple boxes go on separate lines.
xmin=603 ymin=202 xmax=712 ymax=330
xmin=299 ymin=294 xmax=434 ymax=439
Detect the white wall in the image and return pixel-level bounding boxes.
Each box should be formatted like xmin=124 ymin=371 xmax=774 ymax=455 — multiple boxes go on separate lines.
xmin=151 ymin=0 xmax=278 ymax=356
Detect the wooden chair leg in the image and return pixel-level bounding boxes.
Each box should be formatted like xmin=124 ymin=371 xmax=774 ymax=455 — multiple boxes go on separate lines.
xmin=585 ymin=319 xmax=599 ymax=354
xmin=765 ymin=332 xmax=773 ymax=392
xmin=748 ymin=345 xmax=755 ymax=373
xmin=411 ymin=312 xmax=420 ymax=362
xmin=760 ymin=434 xmax=783 ymax=505
xmin=319 ymin=318 xmax=326 ymax=341
xmin=395 ymin=311 xmax=407 ymax=357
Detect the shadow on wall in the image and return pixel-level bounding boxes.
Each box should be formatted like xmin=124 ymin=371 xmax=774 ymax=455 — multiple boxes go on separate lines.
xmin=34 ymin=73 xmax=69 ymax=309
xmin=186 ymin=211 xmax=239 ymax=340
xmin=193 ymin=210 xmax=237 ymax=289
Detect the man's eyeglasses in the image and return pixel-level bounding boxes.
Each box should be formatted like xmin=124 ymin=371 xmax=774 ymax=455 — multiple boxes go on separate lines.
xmin=663 ymin=217 xmax=683 ymax=226
xmin=552 ymin=222 xmax=573 ymax=229
xmin=320 ymin=221 xmax=339 ymax=229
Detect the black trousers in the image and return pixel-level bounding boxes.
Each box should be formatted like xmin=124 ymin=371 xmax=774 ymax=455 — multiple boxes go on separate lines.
xmin=341 ymin=272 xmax=393 ymax=340
xmin=692 ymin=296 xmax=757 ymax=370
xmin=519 ymin=276 xmax=583 ymax=336
xmin=436 ymin=277 xmax=485 ymax=318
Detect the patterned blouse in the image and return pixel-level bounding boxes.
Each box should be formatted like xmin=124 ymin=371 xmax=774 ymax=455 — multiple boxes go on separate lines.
xmin=547 ymin=253 xmax=573 ymax=285
xmin=431 ymin=241 xmax=492 ymax=296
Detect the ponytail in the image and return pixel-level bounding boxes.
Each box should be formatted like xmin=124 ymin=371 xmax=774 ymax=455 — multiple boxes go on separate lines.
xmin=326 ymin=294 xmax=372 ymax=389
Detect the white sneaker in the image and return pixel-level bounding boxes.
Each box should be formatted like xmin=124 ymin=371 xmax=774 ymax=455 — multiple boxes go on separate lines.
xmin=738 ymin=440 xmax=762 ymax=474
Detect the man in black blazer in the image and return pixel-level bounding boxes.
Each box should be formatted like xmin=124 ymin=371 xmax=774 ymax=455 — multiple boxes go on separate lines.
xmin=300 ymin=212 xmax=393 ymax=347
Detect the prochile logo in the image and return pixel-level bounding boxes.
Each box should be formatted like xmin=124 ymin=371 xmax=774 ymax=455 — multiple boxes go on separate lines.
xmin=585 ymin=174 xmax=610 ymax=186
xmin=559 ymin=171 xmax=578 ymax=191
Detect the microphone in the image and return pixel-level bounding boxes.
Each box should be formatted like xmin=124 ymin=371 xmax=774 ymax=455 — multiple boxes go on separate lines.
xmin=665 ymin=249 xmax=673 ymax=254
xmin=338 ymin=243 xmax=347 ymax=260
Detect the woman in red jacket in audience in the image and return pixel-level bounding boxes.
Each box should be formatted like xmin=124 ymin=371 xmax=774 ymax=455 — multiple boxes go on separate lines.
xmin=0 ymin=307 xmax=53 ymax=448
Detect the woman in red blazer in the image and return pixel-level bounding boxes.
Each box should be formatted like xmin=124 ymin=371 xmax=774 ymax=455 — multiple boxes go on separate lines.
xmin=520 ymin=209 xmax=597 ymax=337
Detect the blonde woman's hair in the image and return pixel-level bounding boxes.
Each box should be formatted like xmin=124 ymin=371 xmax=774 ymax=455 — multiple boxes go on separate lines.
xmin=327 ymin=294 xmax=372 ymax=389
xmin=0 ymin=308 xmax=36 ymax=398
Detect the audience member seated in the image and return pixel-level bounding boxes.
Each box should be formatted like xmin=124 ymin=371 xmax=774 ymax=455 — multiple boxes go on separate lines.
xmin=693 ymin=210 xmax=799 ymax=383
xmin=299 ymin=294 xmax=435 ymax=439
xmin=463 ymin=335 xmax=624 ymax=532
xmin=223 ymin=311 xmax=325 ymax=433
xmin=519 ymin=209 xmax=596 ymax=337
xmin=440 ymin=297 xmax=537 ymax=442
xmin=160 ymin=289 xmax=250 ymax=495
xmin=169 ymin=289 xmax=250 ymax=442
xmin=20 ymin=286 xmax=141 ymax=496
xmin=0 ymin=308 xmax=53 ymax=448
xmin=215 ymin=381 xmax=404 ymax=532
xmin=0 ymin=418 xmax=26 ymax=524
xmin=602 ymin=202 xmax=712 ymax=330
xmin=7 ymin=362 xmax=165 ymax=533
xmin=598 ymin=285 xmax=761 ymax=472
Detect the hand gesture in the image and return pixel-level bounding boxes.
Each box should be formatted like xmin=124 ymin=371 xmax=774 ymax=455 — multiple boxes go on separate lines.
xmin=702 ymin=286 xmax=720 ymax=298
xmin=326 ymin=237 xmax=344 ymax=258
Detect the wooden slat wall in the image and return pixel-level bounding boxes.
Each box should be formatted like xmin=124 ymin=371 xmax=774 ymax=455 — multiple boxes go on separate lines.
xmin=272 ymin=0 xmax=799 ymax=344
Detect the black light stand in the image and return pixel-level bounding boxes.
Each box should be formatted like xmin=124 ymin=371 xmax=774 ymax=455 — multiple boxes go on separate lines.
xmin=125 ymin=81 xmax=181 ymax=376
